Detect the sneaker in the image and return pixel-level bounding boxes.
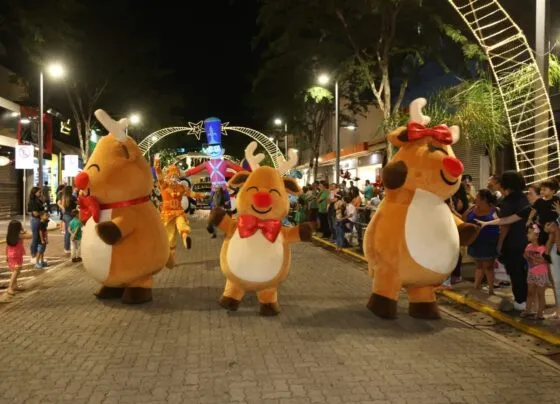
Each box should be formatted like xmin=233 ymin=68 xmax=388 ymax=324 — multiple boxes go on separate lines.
xmin=71 ymin=258 xmax=78 ymax=263
xmin=35 ymin=263 xmax=44 ymax=269
xmin=513 ymin=301 xmax=526 ymax=311
xmin=41 ymin=260 xmax=48 ymax=267
xmin=64 ymin=250 xmax=71 ymax=255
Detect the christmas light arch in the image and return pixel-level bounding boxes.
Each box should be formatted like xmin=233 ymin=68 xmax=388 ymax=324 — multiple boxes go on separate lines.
xmin=448 ymin=0 xmax=559 ymax=184
xmin=138 ymin=122 xmax=285 ymax=169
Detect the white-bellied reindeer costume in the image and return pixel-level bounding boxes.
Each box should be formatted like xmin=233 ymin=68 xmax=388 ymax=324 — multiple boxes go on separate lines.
xmin=207 ymin=142 xmax=313 ymax=316
xmin=363 ymin=98 xmax=479 ymax=319
xmin=75 ymin=110 xmax=170 ymax=304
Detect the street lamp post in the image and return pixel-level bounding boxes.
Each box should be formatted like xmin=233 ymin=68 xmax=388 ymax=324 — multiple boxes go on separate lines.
xmin=273 ymin=118 xmax=289 ymax=155
xmin=38 ymin=62 xmax=65 ymax=189
xmin=317 ymin=73 xmax=340 ymax=184
xmin=39 ymin=71 xmax=44 ymax=189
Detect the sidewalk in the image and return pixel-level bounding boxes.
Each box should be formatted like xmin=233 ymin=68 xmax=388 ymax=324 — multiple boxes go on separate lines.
xmin=313 ymin=235 xmax=560 ymax=345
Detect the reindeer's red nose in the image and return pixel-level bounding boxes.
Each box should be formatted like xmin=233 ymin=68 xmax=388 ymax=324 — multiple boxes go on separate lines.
xmin=253 ymin=191 xmax=273 ymax=209
xmin=443 ymin=156 xmax=464 ymax=178
xmin=75 ymin=171 xmax=90 ymax=190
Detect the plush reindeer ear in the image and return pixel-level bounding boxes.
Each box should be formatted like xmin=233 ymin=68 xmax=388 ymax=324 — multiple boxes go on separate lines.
xmin=119 ymin=139 xmax=138 ymax=161
xmin=228 ymin=171 xmax=251 ymax=187
xmin=387 ymin=127 xmax=409 ymax=147
xmin=283 ymin=177 xmax=302 ymax=195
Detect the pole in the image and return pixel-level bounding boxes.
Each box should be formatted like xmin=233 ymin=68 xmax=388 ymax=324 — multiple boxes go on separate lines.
xmin=335 ymin=80 xmax=340 ymax=185
xmin=284 ymin=122 xmax=288 ymax=154
xmin=535 ymin=0 xmax=550 ymax=181
xmin=38 ymin=71 xmax=44 ymax=189
xmin=22 ymin=169 xmax=26 ymax=226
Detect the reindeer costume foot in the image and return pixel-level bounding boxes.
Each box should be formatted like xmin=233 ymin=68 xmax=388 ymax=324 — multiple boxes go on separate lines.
xmin=367 ymin=293 xmax=398 ymax=319
xmin=95 ymin=286 xmax=125 ymax=299
xmin=259 ymin=302 xmax=280 ymax=316
xmin=121 ymin=287 xmax=153 ymax=304
xmin=409 ymin=302 xmax=441 ymax=319
xmin=219 ymin=296 xmax=241 ymax=311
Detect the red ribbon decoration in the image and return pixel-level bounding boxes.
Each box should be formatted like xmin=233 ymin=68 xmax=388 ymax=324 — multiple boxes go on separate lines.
xmin=78 ymin=195 xmax=150 ymax=224
xmin=407 ymin=122 xmax=453 ymax=145
xmin=237 ymin=214 xmax=282 ymax=243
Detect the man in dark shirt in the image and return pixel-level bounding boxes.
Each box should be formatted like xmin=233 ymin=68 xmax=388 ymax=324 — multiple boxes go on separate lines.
xmin=497 ymin=171 xmax=530 ymax=310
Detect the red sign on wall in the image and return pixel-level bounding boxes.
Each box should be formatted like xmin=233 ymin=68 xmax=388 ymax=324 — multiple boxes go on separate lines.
xmin=17 ymin=106 xmax=53 ymax=155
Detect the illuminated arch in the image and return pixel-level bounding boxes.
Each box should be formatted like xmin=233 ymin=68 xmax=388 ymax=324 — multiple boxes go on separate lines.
xmin=448 ymin=0 xmax=559 ymax=184
xmin=172 ymin=153 xmax=241 ymax=166
xmin=137 ymin=122 xmax=285 ymax=168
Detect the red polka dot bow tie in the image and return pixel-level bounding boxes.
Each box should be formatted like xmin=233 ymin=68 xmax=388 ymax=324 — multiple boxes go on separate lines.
xmin=237 ymin=214 xmax=282 ymax=243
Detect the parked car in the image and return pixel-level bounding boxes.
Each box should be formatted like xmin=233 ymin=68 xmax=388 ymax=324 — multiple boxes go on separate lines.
xmin=192 ymin=182 xmax=212 ymax=209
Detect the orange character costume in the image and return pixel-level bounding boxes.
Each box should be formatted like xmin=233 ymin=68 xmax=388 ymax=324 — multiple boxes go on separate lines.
xmin=154 ymin=159 xmax=193 ymax=267
xmin=76 ymin=110 xmax=170 ymax=304
xmin=363 ymin=98 xmax=479 ymax=320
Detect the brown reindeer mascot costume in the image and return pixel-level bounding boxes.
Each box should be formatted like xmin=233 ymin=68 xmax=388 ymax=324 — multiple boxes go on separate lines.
xmin=208 ymin=142 xmax=313 ymax=316
xmin=363 ymin=98 xmax=479 ymax=319
xmin=75 ymin=110 xmax=170 ymax=304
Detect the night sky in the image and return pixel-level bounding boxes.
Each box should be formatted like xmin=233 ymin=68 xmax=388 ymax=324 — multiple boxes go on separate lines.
xmin=3 ymin=0 xmax=560 ymax=158
xmin=129 ymin=0 xmax=261 ymax=156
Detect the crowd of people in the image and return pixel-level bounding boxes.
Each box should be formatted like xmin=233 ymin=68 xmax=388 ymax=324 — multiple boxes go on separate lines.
xmin=7 ymin=170 xmax=560 ymax=320
xmin=291 ymin=179 xmax=383 ymax=251
xmin=4 ymin=184 xmax=83 ymax=299
xmin=293 ymin=171 xmax=560 ymax=321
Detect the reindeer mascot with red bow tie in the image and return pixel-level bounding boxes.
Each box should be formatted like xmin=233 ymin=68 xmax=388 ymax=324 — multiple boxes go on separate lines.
xmin=207 ymin=142 xmax=313 ymax=316
xmin=363 ymin=98 xmax=479 ymax=320
xmin=75 ymin=110 xmax=170 ymax=304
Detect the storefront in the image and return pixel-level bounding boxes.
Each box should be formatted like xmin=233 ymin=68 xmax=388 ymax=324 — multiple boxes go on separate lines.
xmin=356 ymin=152 xmax=383 ymax=188
xmin=0 ymin=101 xmax=22 ymax=218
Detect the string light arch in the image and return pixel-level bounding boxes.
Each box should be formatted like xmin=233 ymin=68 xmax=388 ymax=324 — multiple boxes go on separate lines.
xmin=137 ymin=122 xmax=285 ymax=169
xmin=448 ymin=0 xmax=560 ymax=184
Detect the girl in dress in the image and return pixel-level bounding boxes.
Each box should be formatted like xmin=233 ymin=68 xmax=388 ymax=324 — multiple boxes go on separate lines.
xmin=464 ymin=189 xmax=499 ymax=294
xmin=522 ymin=225 xmax=550 ymax=320
xmin=5 ymin=220 xmax=31 ymax=296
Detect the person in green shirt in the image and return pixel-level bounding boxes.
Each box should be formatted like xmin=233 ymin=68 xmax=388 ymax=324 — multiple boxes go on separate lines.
xmin=68 ymin=209 xmax=83 ymax=263
xmin=317 ymin=181 xmax=331 ymax=238
xmin=363 ymin=180 xmax=374 ymax=201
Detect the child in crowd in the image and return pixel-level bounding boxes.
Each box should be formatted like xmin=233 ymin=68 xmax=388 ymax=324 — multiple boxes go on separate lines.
xmin=334 ymin=193 xmax=348 ymax=251
xmin=527 ymin=180 xmax=559 ymax=250
xmin=68 ymin=209 xmax=82 ymax=262
xmin=36 ymin=211 xmax=50 ymax=269
xmin=522 ymin=225 xmax=550 ymax=320
xmin=4 ymin=220 xmax=31 ymax=297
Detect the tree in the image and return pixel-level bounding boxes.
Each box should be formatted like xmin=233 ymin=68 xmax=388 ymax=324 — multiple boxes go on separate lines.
xmin=254 ymin=0 xmax=484 ymax=155
xmin=293 ymin=86 xmax=334 ymax=181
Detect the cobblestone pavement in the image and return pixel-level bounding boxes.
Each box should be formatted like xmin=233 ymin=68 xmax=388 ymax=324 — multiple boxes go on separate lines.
xmin=1 ymin=218 xmax=559 ymax=404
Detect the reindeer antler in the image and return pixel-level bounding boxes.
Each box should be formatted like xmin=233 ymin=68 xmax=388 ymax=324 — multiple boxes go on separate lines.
xmin=409 ymin=98 xmax=431 ymax=126
xmin=94 ymin=109 xmax=128 ymax=142
xmin=245 ymin=141 xmax=265 ymax=170
xmin=277 ymin=149 xmax=298 ymax=175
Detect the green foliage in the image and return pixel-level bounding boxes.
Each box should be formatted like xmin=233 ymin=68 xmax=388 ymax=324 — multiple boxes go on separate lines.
xmin=305 ymin=86 xmax=334 ymax=104
xmin=549 ymin=55 xmax=560 ymax=88
xmin=157 ymin=149 xmax=178 ymax=169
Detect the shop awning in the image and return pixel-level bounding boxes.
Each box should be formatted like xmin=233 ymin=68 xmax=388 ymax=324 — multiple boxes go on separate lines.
xmin=52 ymin=139 xmax=81 ymax=156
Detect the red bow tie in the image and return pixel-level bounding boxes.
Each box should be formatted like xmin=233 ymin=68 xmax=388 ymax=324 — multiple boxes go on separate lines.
xmin=237 ymin=215 xmax=281 ymax=243
xmin=79 ymin=195 xmax=100 ymax=224
xmin=407 ymin=122 xmax=453 ymax=145
xmin=78 ymin=195 xmax=151 ymax=224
